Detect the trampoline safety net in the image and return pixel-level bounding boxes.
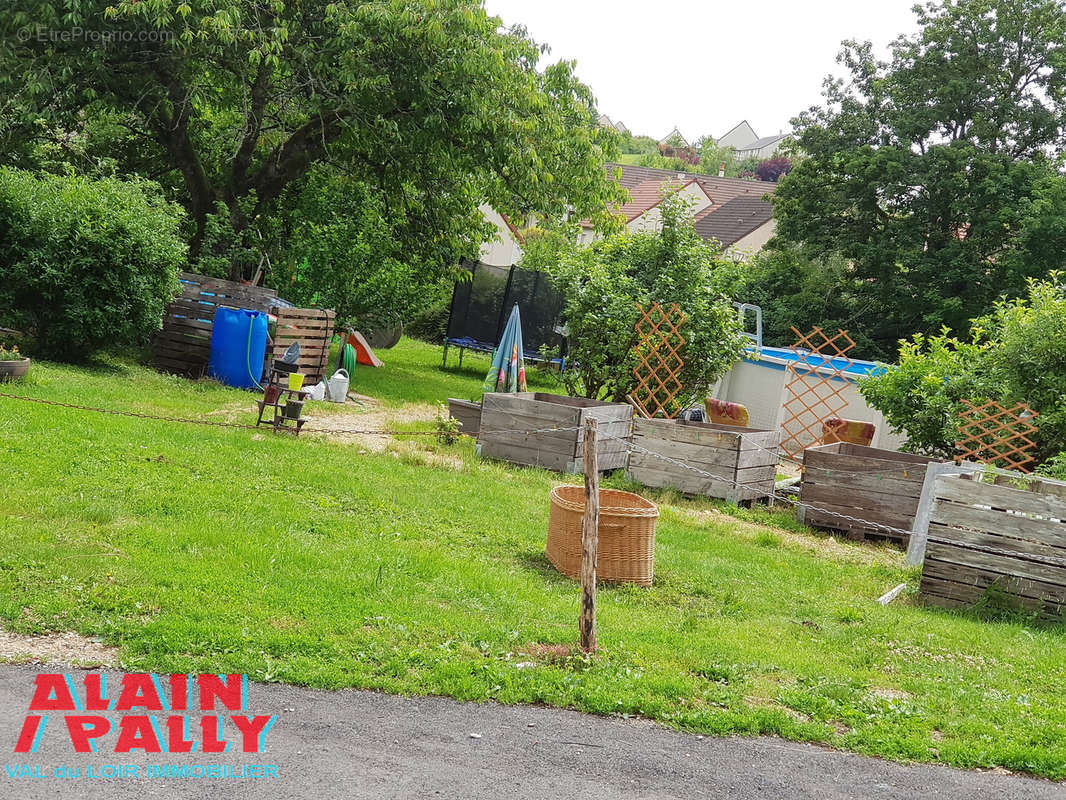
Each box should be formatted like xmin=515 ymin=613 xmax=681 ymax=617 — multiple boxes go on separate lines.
xmin=445 ymin=260 xmax=566 ymax=356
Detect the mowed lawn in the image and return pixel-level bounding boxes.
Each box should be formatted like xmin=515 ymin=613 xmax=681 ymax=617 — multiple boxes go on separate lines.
xmin=0 ymin=339 xmax=1064 ymax=779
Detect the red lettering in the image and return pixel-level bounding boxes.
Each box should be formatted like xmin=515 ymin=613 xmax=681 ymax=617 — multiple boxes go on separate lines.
xmin=231 ymin=715 xmax=275 ymax=753
xmin=115 ymin=715 xmax=161 ymax=753
xmin=165 ymin=716 xmax=195 ymax=753
xmin=84 ymin=674 xmax=109 ymax=711
xmin=114 ymin=674 xmax=163 ymax=711
xmin=65 ymin=716 xmax=111 ymax=753
xmin=13 ymin=716 xmax=45 ymax=753
xmin=198 ymin=674 xmax=243 ymax=711
xmin=28 ymin=674 xmax=75 ymax=711
xmin=169 ymin=674 xmax=189 ymax=712
xmin=200 ymin=716 xmax=228 ymax=753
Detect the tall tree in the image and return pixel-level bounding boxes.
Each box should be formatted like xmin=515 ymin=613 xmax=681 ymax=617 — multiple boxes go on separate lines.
xmin=773 ymin=0 xmax=1066 ymax=353
xmin=0 ymin=1 xmax=624 ymax=280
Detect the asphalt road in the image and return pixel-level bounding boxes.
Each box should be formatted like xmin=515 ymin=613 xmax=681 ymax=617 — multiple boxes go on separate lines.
xmin=0 ymin=664 xmax=1059 ymax=800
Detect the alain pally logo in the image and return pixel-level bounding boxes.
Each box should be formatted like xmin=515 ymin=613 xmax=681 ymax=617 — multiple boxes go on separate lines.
xmin=7 ymin=673 xmax=279 ymax=781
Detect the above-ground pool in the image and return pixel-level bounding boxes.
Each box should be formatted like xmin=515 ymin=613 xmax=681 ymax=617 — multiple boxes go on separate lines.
xmin=713 ymin=346 xmax=902 ymax=452
xmin=744 ymin=346 xmax=887 ymax=380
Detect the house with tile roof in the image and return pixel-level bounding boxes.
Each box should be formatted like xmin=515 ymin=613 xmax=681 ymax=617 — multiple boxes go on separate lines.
xmin=578 ymin=164 xmax=776 ymax=259
xmin=716 ymin=121 xmax=789 ymax=161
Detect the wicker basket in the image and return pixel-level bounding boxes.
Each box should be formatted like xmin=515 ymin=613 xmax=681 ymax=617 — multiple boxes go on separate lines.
xmin=546 ymin=485 xmax=659 ymax=586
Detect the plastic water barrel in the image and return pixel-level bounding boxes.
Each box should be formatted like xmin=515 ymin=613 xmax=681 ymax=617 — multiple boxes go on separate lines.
xmin=208 ymin=307 xmax=268 ymax=390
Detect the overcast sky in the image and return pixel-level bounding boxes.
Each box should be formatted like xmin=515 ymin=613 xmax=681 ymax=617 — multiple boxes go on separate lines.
xmin=483 ymin=0 xmax=921 ymax=143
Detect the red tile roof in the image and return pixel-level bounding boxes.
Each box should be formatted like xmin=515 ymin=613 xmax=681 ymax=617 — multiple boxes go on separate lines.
xmin=616 ymin=177 xmax=706 ymax=222
xmin=608 ymin=163 xmax=776 ymax=206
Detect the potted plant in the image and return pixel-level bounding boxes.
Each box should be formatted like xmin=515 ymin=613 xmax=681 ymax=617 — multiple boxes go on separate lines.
xmin=0 ymin=343 xmax=29 ymax=381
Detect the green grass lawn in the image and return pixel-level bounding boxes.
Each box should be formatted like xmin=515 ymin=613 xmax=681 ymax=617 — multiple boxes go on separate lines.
xmin=1 ymin=338 xmax=1065 ymax=779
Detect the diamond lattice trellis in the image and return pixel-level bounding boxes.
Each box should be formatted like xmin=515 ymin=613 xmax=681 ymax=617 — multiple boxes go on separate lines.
xmin=630 ymin=302 xmax=686 ymax=419
xmin=780 ymin=326 xmax=856 ymax=459
xmin=956 ymin=400 xmax=1040 ymax=473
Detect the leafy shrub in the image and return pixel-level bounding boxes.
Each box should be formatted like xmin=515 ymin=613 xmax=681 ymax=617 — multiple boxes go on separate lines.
xmin=0 ymin=168 xmax=185 ymax=360
xmin=859 ymin=273 xmax=1066 ymax=463
xmin=1036 ymin=452 xmax=1066 ymax=481
xmin=525 ymin=192 xmax=746 ymax=407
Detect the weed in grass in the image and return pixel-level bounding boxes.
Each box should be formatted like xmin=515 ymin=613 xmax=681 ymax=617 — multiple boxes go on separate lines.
xmin=754 ymin=530 xmax=781 ymax=548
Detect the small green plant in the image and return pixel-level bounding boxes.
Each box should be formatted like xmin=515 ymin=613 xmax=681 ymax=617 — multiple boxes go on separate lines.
xmin=1037 ymin=452 xmax=1066 ymax=481
xmin=0 ymin=343 xmax=23 ymax=361
xmin=754 ymin=530 xmax=781 ymax=548
xmin=435 ymin=403 xmax=462 ymax=445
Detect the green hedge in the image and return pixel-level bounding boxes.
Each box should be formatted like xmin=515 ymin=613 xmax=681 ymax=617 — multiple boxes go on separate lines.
xmin=0 ymin=168 xmax=186 ymax=360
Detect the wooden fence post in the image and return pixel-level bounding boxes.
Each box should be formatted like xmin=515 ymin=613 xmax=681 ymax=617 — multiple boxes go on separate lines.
xmin=905 ymin=461 xmax=983 ymax=567
xmin=580 ymin=417 xmax=599 ymax=653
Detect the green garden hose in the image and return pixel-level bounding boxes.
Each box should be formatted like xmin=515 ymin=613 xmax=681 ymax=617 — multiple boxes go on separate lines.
xmin=246 ymin=318 xmax=264 ymax=392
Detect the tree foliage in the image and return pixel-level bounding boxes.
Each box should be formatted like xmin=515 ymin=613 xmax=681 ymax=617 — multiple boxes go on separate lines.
xmin=1 ymin=0 xmax=625 ymax=286
xmin=524 ymin=193 xmax=746 ymax=406
xmin=755 ymin=157 xmax=791 ymax=182
xmin=741 ymin=245 xmax=880 ymax=357
xmin=0 ymin=168 xmax=185 ymax=360
xmin=773 ymin=0 xmax=1066 ymax=353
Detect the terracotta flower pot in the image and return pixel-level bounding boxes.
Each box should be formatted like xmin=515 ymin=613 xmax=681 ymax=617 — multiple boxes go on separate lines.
xmin=0 ymin=358 xmax=30 ymax=381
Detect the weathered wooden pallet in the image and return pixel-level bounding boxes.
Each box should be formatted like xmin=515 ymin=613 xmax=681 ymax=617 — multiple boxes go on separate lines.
xmin=476 ymin=392 xmax=632 ymax=472
xmin=920 ymin=473 xmax=1066 ymax=619
xmin=797 ymin=442 xmax=943 ymax=546
xmin=626 ymin=418 xmax=781 ymax=504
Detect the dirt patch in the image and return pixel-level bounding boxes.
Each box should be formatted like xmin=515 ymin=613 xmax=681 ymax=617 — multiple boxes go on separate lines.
xmin=0 ymin=628 xmax=117 ymax=667
xmin=305 ymin=402 xmax=437 ymax=452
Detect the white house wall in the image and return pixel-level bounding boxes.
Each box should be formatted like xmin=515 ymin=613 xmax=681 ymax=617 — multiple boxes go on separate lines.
xmin=627 ymin=183 xmax=712 ymax=234
xmin=478 ymin=204 xmax=523 ymax=267
xmin=726 ymin=219 xmax=776 ymax=261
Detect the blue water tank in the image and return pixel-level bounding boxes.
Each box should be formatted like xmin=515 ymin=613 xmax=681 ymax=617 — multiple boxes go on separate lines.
xmin=208 ymin=307 xmax=268 ymax=390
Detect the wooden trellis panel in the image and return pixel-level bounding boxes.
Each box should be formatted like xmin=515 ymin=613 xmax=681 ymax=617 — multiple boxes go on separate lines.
xmin=955 ymin=400 xmax=1040 ymax=473
xmin=630 ymin=302 xmax=686 ymax=419
xmin=780 ymin=326 xmax=855 ymax=459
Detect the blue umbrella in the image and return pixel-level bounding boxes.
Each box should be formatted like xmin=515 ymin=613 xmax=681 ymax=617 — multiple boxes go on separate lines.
xmin=483 ymin=304 xmax=527 ymax=393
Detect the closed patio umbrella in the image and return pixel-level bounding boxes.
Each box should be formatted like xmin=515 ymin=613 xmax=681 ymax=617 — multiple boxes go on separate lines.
xmin=482 ymin=304 xmax=527 ymax=393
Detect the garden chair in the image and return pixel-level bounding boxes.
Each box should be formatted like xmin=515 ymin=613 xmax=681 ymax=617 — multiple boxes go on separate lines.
xmin=821 ymin=417 xmax=875 ymax=447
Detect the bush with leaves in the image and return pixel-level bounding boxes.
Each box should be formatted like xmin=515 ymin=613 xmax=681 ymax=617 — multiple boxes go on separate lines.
xmin=0 ymin=168 xmax=185 ymax=360
xmin=526 ymin=193 xmax=745 ymax=407
xmin=859 ymin=273 xmax=1066 ymax=464
xmin=273 ymin=169 xmax=456 ymax=327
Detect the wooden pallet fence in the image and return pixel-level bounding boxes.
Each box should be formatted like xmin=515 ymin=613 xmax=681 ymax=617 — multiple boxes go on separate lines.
xmin=153 ymin=272 xmax=279 ymax=377
xmin=272 ymin=307 xmax=336 ymax=384
xmin=476 ymin=392 xmax=632 ymax=473
xmin=626 ymin=418 xmax=781 ymax=503
xmin=920 ymin=473 xmax=1066 ymax=619
xmin=798 ymin=442 xmax=944 ymax=546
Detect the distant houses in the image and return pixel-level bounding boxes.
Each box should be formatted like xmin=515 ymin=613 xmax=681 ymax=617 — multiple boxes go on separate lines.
xmin=479 ymin=162 xmax=776 ymax=267
xmin=717 ymin=120 xmax=788 ymax=161
xmin=585 ymin=163 xmax=777 ymax=258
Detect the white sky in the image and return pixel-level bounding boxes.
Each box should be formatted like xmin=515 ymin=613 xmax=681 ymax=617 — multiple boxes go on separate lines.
xmin=483 ymin=0 xmax=920 ymax=143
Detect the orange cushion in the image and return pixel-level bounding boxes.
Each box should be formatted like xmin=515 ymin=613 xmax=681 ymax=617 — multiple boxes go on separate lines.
xmin=704 ymin=398 xmax=750 ymax=428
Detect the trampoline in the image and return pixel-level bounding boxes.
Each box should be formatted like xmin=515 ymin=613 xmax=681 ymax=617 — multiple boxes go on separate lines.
xmin=443 ymin=260 xmax=567 ymax=370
